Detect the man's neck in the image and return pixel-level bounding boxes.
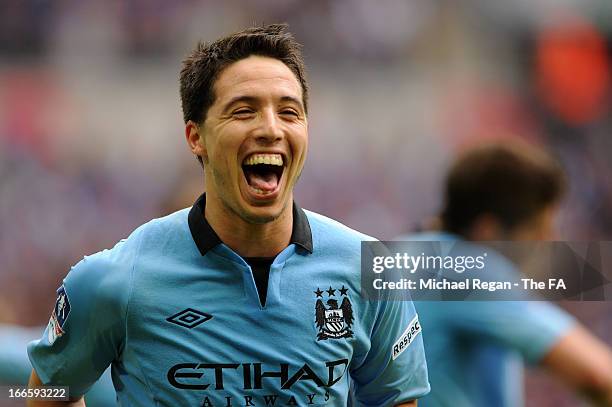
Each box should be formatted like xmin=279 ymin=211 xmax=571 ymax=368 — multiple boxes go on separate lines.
xmin=204 ymin=195 xmax=293 ymax=258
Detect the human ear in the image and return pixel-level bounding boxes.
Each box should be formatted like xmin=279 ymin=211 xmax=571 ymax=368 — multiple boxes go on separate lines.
xmin=185 ymin=120 xmax=207 ymax=163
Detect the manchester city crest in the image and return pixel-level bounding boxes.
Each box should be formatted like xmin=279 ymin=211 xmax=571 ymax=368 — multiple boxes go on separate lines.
xmin=314 ymin=285 xmax=354 ymax=340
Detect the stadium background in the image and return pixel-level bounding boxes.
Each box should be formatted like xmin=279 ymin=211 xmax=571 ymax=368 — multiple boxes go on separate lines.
xmin=0 ymin=1 xmax=610 ymax=405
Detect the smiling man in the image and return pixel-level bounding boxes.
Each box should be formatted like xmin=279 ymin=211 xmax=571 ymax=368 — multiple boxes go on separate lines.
xmin=26 ymin=25 xmax=429 ymax=406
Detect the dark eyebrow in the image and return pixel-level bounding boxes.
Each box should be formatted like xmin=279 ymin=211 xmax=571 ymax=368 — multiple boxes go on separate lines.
xmin=222 ymin=95 xmax=304 ymax=112
xmin=222 ymin=95 xmax=258 ymax=112
xmin=279 ymin=96 xmax=303 ymax=108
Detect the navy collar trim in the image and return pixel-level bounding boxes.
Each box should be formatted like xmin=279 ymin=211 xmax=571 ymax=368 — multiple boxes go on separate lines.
xmin=188 ymin=194 xmax=313 ymax=256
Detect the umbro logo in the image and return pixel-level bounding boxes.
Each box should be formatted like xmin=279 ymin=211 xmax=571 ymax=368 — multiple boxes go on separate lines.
xmin=166 ymin=308 xmax=213 ymax=329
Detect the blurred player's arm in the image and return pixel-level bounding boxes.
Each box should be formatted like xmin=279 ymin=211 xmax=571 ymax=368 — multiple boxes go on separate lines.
xmin=395 ymin=401 xmax=417 ymax=406
xmin=27 ymin=369 xmax=85 ymax=406
xmin=542 ymin=325 xmax=612 ymax=407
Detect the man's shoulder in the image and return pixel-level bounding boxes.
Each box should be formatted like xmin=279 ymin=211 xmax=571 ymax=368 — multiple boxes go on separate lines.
xmin=135 ymin=207 xmax=191 ymax=240
xmin=74 ymin=208 xmax=192 ymax=275
xmin=64 ymin=208 xmax=192 ymax=305
xmin=304 ymin=209 xmax=376 ymax=249
xmin=121 ymin=207 xmax=192 ymax=247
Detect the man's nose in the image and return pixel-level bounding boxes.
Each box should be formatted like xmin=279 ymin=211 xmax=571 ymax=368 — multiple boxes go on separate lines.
xmin=255 ymin=109 xmax=283 ymax=144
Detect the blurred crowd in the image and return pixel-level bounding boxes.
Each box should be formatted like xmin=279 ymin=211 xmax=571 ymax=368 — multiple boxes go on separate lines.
xmin=0 ymin=1 xmax=611 ymax=405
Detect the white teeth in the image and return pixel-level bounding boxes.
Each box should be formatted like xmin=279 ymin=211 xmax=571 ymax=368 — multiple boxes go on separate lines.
xmin=243 ymin=153 xmax=283 ymax=166
xmin=251 ymin=187 xmax=273 ymax=195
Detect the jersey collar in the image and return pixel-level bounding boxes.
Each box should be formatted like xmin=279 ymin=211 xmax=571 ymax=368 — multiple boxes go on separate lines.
xmin=188 ymin=193 xmax=313 ymax=256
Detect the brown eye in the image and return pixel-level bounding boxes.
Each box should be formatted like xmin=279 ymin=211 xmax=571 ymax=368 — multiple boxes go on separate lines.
xmin=280 ymin=109 xmax=299 ymax=118
xmin=233 ymin=108 xmax=255 ymax=118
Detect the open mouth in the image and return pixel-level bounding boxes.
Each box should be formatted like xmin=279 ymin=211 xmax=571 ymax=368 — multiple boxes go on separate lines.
xmin=242 ymin=153 xmax=285 ymax=196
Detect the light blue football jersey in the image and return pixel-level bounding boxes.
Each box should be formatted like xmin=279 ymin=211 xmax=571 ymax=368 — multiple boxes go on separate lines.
xmin=396 ymin=231 xmax=575 ymax=407
xmin=28 ymin=195 xmax=429 ymax=406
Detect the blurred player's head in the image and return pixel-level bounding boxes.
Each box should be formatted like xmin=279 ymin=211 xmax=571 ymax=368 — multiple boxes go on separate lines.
xmin=440 ymin=140 xmax=566 ymax=240
xmin=181 ymin=24 xmax=308 ymax=225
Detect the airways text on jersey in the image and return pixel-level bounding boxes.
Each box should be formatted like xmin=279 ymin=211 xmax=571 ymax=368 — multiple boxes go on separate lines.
xmin=167 ymin=359 xmax=349 ymax=405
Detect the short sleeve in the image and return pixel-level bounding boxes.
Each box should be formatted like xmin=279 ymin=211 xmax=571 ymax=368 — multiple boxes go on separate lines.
xmin=350 ymin=298 xmax=430 ymax=406
xmin=27 ymin=240 xmax=134 ymax=397
xmin=444 ymin=300 xmax=575 ymax=363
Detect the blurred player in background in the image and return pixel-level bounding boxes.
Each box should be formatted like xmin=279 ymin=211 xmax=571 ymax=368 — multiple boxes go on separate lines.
xmin=25 ymin=24 xmax=429 ymax=406
xmin=398 ymin=141 xmax=612 ymax=407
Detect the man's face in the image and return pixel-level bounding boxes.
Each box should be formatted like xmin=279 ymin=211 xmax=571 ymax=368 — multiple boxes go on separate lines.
xmin=194 ymin=56 xmax=308 ymax=224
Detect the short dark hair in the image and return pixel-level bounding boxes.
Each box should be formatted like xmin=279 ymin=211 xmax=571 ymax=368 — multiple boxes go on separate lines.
xmin=180 ymin=23 xmax=308 ymax=126
xmin=441 ymin=141 xmax=566 ymax=236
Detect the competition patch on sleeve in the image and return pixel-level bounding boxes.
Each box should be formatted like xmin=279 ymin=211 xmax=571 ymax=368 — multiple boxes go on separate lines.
xmin=392 ymin=315 xmax=421 ymax=360
xmin=47 ymin=285 xmax=71 ymax=345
